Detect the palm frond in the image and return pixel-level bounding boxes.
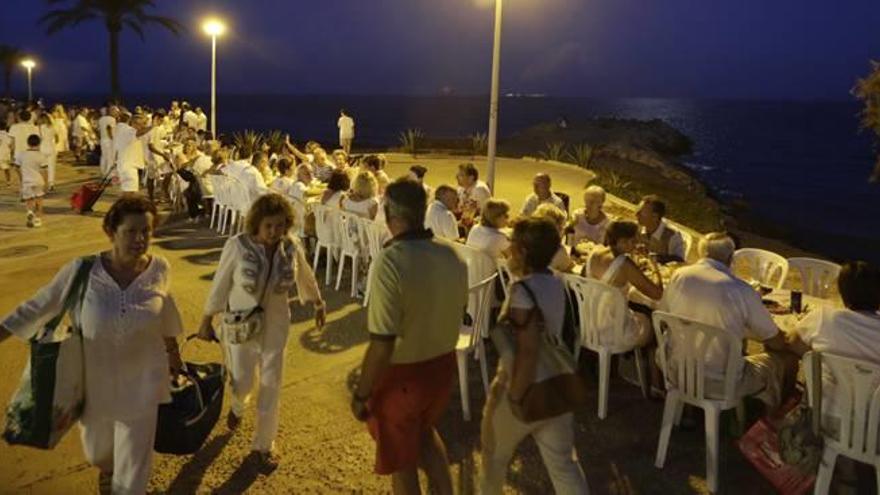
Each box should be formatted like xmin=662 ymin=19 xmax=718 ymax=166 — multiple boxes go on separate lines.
xmin=132 ymin=12 xmax=183 ymax=35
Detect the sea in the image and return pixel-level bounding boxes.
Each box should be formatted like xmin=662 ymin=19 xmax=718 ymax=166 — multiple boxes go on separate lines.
xmin=51 ymin=94 xmax=880 ymax=264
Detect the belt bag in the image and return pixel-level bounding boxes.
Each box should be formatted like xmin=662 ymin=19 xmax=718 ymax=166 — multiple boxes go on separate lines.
xmin=220 ymin=305 xmax=265 ymax=345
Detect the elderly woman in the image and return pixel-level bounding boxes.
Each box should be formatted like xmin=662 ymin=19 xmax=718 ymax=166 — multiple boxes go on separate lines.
xmin=0 ymin=196 xmax=184 ymax=494
xmin=480 ymin=217 xmax=590 ymax=494
xmin=321 ymin=169 xmax=350 ymax=209
xmin=569 ymin=185 xmax=610 ymax=244
xmin=198 ymin=193 xmax=326 ymax=469
xmin=584 ymin=220 xmax=663 ymax=347
xmin=341 ymin=171 xmax=379 ymax=219
xmin=51 ymin=104 xmax=70 ymax=152
xmin=533 ymin=203 xmax=575 ymax=273
xmin=466 ymin=199 xmax=511 ymax=259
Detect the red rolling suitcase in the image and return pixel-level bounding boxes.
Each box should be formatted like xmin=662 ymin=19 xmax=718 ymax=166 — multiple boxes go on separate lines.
xmin=71 ymin=169 xmax=114 ymax=213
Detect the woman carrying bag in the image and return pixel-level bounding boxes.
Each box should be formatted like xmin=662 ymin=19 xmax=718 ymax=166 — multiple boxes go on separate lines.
xmin=198 ymin=193 xmax=325 ymax=470
xmin=480 ymin=216 xmax=590 ymax=494
xmin=1 ymin=196 xmax=184 ymax=495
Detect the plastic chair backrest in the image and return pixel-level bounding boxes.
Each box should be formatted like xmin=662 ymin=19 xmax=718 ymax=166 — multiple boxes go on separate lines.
xmin=563 ymin=274 xmax=628 ymax=351
xmin=680 ymin=230 xmax=694 ymax=262
xmin=289 ymin=197 xmax=308 ymax=237
xmin=338 ymin=212 xmax=362 ymax=254
xmin=496 ymin=259 xmax=513 ymax=298
xmin=208 ymin=175 xmax=225 ymax=205
xmin=225 ymin=177 xmax=250 ymax=213
xmin=360 ymin=218 xmax=388 ymax=259
xmin=451 ymin=243 xmax=498 ymax=288
xmin=733 ymin=248 xmax=789 ymax=290
xmin=312 ymin=204 xmax=341 ymax=247
xmin=468 ymin=274 xmax=499 ymax=342
xmin=787 ymin=257 xmax=841 ymax=299
xmin=652 ymin=311 xmax=743 ymax=406
xmin=804 ymin=352 xmax=880 ymax=460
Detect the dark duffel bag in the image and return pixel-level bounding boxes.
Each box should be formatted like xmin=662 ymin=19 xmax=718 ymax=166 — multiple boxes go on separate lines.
xmin=154 ymin=344 xmax=225 ymax=455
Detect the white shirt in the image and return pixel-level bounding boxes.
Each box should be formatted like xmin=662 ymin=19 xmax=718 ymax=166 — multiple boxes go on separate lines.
xmin=313 ymin=161 xmax=335 ymax=183
xmin=521 ymin=192 xmax=567 ymax=217
xmin=466 ymin=224 xmax=509 ymax=259
xmin=270 ymin=175 xmax=296 ymax=198
xmin=183 ymin=110 xmax=198 ymax=129
xmin=191 ymin=152 xmax=214 ymax=195
xmin=661 ymin=258 xmax=779 ymax=379
xmin=572 ymin=210 xmax=610 ymax=244
xmin=645 ymin=220 xmax=686 ymax=261
xmin=0 ymin=131 xmax=11 ymax=162
xmin=425 ymin=200 xmax=459 ymax=241
xmin=73 ymin=114 xmax=91 ymax=138
xmin=239 ymin=165 xmax=268 ymax=204
xmin=342 ymin=196 xmax=379 ymax=219
xmin=222 ymin=159 xmax=250 ymax=181
xmin=14 ymin=149 xmax=47 ymax=186
xmin=97 ymin=115 xmax=116 ymax=142
xmin=195 ymin=112 xmax=208 ymax=132
xmin=1 ymin=256 xmax=183 ymax=421
xmin=39 ymin=125 xmax=56 ymax=155
xmin=114 ymin=122 xmax=145 ymax=170
xmin=458 ymin=180 xmax=492 ymax=211
xmin=8 ymin=122 xmax=39 ymax=154
xmin=338 ymin=115 xmax=355 ymax=139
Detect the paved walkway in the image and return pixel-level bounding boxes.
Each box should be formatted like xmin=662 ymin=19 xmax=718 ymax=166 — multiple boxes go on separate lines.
xmin=0 ymin=154 xmax=770 ymax=494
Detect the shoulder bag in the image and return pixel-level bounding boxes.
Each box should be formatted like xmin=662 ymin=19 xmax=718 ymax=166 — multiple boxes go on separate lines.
xmin=219 ymin=241 xmax=274 ymax=345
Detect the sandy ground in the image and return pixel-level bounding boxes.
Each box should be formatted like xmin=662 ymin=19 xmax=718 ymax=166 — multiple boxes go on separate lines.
xmin=0 ymin=154 xmax=775 ymax=494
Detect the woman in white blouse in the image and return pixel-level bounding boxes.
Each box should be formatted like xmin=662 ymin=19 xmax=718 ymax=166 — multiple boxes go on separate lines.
xmin=466 ymin=199 xmax=511 ymax=259
xmin=198 ymin=193 xmax=326 ymax=469
xmin=568 ymin=185 xmax=611 ymax=245
xmin=320 ymin=170 xmax=350 ymax=209
xmin=0 ymin=196 xmax=184 ymax=495
xmin=341 ymin=171 xmax=379 ymax=219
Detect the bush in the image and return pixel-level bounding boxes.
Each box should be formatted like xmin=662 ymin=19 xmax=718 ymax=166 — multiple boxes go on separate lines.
xmin=471 ymin=132 xmax=488 ymax=159
xmin=539 ymin=141 xmax=567 ymax=162
xmin=399 ymin=128 xmax=425 ymax=158
xmin=566 ymin=142 xmax=595 ymax=168
xmin=232 ymin=130 xmax=264 ymax=158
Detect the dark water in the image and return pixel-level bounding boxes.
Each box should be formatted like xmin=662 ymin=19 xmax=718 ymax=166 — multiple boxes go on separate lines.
xmin=55 ymin=94 xmax=880 ymax=263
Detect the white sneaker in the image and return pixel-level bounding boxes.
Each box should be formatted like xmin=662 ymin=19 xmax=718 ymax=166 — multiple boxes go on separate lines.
xmin=26 ymin=211 xmax=35 ymax=228
xmin=32 ymin=217 xmax=43 ymax=228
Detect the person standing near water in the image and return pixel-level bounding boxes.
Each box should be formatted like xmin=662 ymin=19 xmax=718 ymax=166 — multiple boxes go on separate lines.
xmin=338 ymin=109 xmax=355 ymax=155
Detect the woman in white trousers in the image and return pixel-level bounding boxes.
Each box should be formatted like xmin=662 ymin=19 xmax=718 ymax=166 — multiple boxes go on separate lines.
xmin=199 ymin=193 xmax=325 ymax=469
xmin=0 ymin=196 xmax=184 ymax=495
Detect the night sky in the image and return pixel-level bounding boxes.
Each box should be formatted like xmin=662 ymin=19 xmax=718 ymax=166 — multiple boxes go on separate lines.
xmin=3 ymin=0 xmax=880 ymax=100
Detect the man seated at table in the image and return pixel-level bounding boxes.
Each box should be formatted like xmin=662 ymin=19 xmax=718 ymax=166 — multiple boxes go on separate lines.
xmin=456 ymin=162 xmax=492 ymax=213
xmin=636 ymin=195 xmax=686 ymax=263
xmin=661 ymin=232 xmax=798 ymax=412
xmin=520 ymin=173 xmax=567 ymax=217
xmin=425 ymin=185 xmax=460 ymax=241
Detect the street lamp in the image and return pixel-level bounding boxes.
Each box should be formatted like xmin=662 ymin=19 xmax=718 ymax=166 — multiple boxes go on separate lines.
xmin=20 ymin=59 xmax=36 ymax=103
xmin=202 ymin=18 xmax=226 ymax=139
xmin=485 ymin=0 xmax=503 ymax=192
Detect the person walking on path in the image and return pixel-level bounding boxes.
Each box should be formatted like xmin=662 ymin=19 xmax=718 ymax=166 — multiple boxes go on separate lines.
xmin=198 ymin=193 xmax=326 ymax=470
xmin=0 ymin=196 xmax=185 ymax=495
xmin=350 ymin=177 xmax=468 ymax=495
xmin=338 ymin=109 xmax=355 ymax=155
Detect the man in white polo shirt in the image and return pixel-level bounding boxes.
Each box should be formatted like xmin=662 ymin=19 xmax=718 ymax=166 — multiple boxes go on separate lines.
xmin=114 ymin=113 xmax=152 ymax=194
xmin=424 ymin=185 xmax=460 ymax=241
xmin=661 ymin=232 xmax=797 ymax=411
xmin=337 ymin=109 xmax=355 ymax=155
xmin=520 ymin=173 xmax=567 ymax=217
xmin=98 ymin=106 xmax=118 ymax=175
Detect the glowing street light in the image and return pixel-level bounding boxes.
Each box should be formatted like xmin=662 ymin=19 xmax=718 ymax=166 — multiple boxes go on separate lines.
xmin=202 ymin=18 xmax=227 ymax=139
xmin=485 ymin=0 xmax=503 ymax=192
xmin=20 ymin=58 xmax=37 ymax=102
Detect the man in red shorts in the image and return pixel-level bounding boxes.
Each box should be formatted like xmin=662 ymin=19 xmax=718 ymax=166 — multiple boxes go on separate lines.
xmin=351 ymin=177 xmax=468 ymax=494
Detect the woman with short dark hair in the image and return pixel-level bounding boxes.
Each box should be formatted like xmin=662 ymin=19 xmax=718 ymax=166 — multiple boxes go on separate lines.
xmin=198 ymin=193 xmax=326 ymax=469
xmin=321 ymin=169 xmax=350 ymax=209
xmin=1 ymin=195 xmax=184 ymax=494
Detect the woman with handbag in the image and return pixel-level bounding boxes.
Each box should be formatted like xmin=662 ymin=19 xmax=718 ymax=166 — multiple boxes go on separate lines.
xmin=480 ymin=217 xmax=590 ymax=494
xmin=0 ymin=195 xmax=184 ymax=495
xmin=198 ymin=193 xmax=326 ymax=470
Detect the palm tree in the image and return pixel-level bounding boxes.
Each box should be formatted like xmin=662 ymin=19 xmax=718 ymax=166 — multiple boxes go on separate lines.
xmin=0 ymin=44 xmax=23 ymax=97
xmin=40 ymin=0 xmax=182 ymax=100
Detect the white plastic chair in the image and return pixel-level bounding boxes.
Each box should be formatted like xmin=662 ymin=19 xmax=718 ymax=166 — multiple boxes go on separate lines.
xmin=652 ymin=311 xmax=745 ymax=494
xmin=496 ymin=259 xmax=513 ymax=299
xmin=456 ymin=274 xmax=497 ymax=421
xmin=563 ymin=274 xmax=648 ymax=419
xmin=680 ymin=229 xmax=694 ymax=262
xmin=335 ymin=212 xmax=365 ymax=297
xmin=289 ymin=197 xmax=309 ymax=240
xmin=451 ymin=244 xmax=499 ymax=336
xmin=360 ymin=218 xmax=390 ymax=307
xmin=208 ymin=174 xmax=226 ymax=231
xmin=788 ymin=257 xmax=841 ymax=299
xmin=225 ymin=178 xmax=251 ymax=235
xmin=804 ymin=352 xmax=880 ymax=495
xmin=311 ymin=204 xmax=341 ymax=286
xmin=733 ymin=248 xmax=790 ymax=290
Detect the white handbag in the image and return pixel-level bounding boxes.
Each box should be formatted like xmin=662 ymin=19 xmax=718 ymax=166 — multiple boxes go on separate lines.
xmin=220 ymin=252 xmax=274 ymax=345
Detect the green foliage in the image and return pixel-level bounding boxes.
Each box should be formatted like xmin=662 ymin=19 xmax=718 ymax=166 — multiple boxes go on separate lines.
xmin=399 ymin=128 xmax=424 ymax=158
xmin=854 ymin=60 xmax=880 ymax=182
xmin=566 ymin=142 xmax=595 ymax=168
xmin=232 ymin=130 xmax=264 ymax=159
xmin=539 ymin=141 xmax=567 ymax=162
xmin=264 ymin=130 xmax=286 ymax=153
xmin=471 ymin=132 xmax=488 ymax=159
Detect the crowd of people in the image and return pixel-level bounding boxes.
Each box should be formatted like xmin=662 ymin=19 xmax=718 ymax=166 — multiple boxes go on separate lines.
xmin=1 ymin=96 xmax=880 ymax=495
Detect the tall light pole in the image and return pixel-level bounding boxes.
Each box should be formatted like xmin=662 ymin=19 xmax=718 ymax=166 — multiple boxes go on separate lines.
xmin=485 ymin=0 xmax=503 ymax=192
xmin=21 ymin=59 xmax=36 ymax=103
xmin=202 ymin=18 xmax=226 ymax=139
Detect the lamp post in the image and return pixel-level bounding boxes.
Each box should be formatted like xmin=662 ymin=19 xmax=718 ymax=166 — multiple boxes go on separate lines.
xmin=20 ymin=59 xmax=36 ymax=103
xmin=485 ymin=0 xmax=503 ymax=192
xmin=202 ymin=18 xmax=226 ymax=139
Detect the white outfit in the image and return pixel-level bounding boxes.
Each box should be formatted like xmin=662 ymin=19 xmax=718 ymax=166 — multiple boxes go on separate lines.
xmin=341 ymin=196 xmax=378 ymax=219
xmin=183 ymin=110 xmax=198 ymax=130
xmin=190 ymin=153 xmax=214 ymax=196
xmin=466 ymin=224 xmax=509 ymax=259
xmin=313 ymin=161 xmax=335 ymax=183
xmin=238 ymin=166 xmax=269 ymax=205
xmin=8 ymin=122 xmax=40 ymax=155
xmin=521 ymin=192 xmax=567 ymax=217
xmin=0 ymin=131 xmax=12 ymax=170
xmin=195 ymin=113 xmax=208 ymax=133
xmin=425 ymin=200 xmax=459 ymax=241
xmin=481 ymin=272 xmax=589 ymax=494
xmin=661 ymin=258 xmax=779 ymax=379
xmin=52 ymin=115 xmax=69 ymax=152
xmin=39 ymin=124 xmax=58 ymax=184
xmin=204 ymin=235 xmax=321 ymax=452
xmin=796 ymin=307 xmax=880 ymax=418
xmin=114 ymin=123 xmax=144 ymax=192
xmin=98 ymin=115 xmax=117 ymax=175
xmin=584 ymin=253 xmax=648 ymax=347
xmin=458 ymin=180 xmax=492 ymax=211
xmin=2 ymin=255 xmax=183 ymax=495
xmin=571 ymin=210 xmax=610 ymax=244
xmin=322 ymin=190 xmax=345 ymax=210
xmin=14 ymin=149 xmax=47 ymax=200
xmin=338 ymin=115 xmax=355 ymax=140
